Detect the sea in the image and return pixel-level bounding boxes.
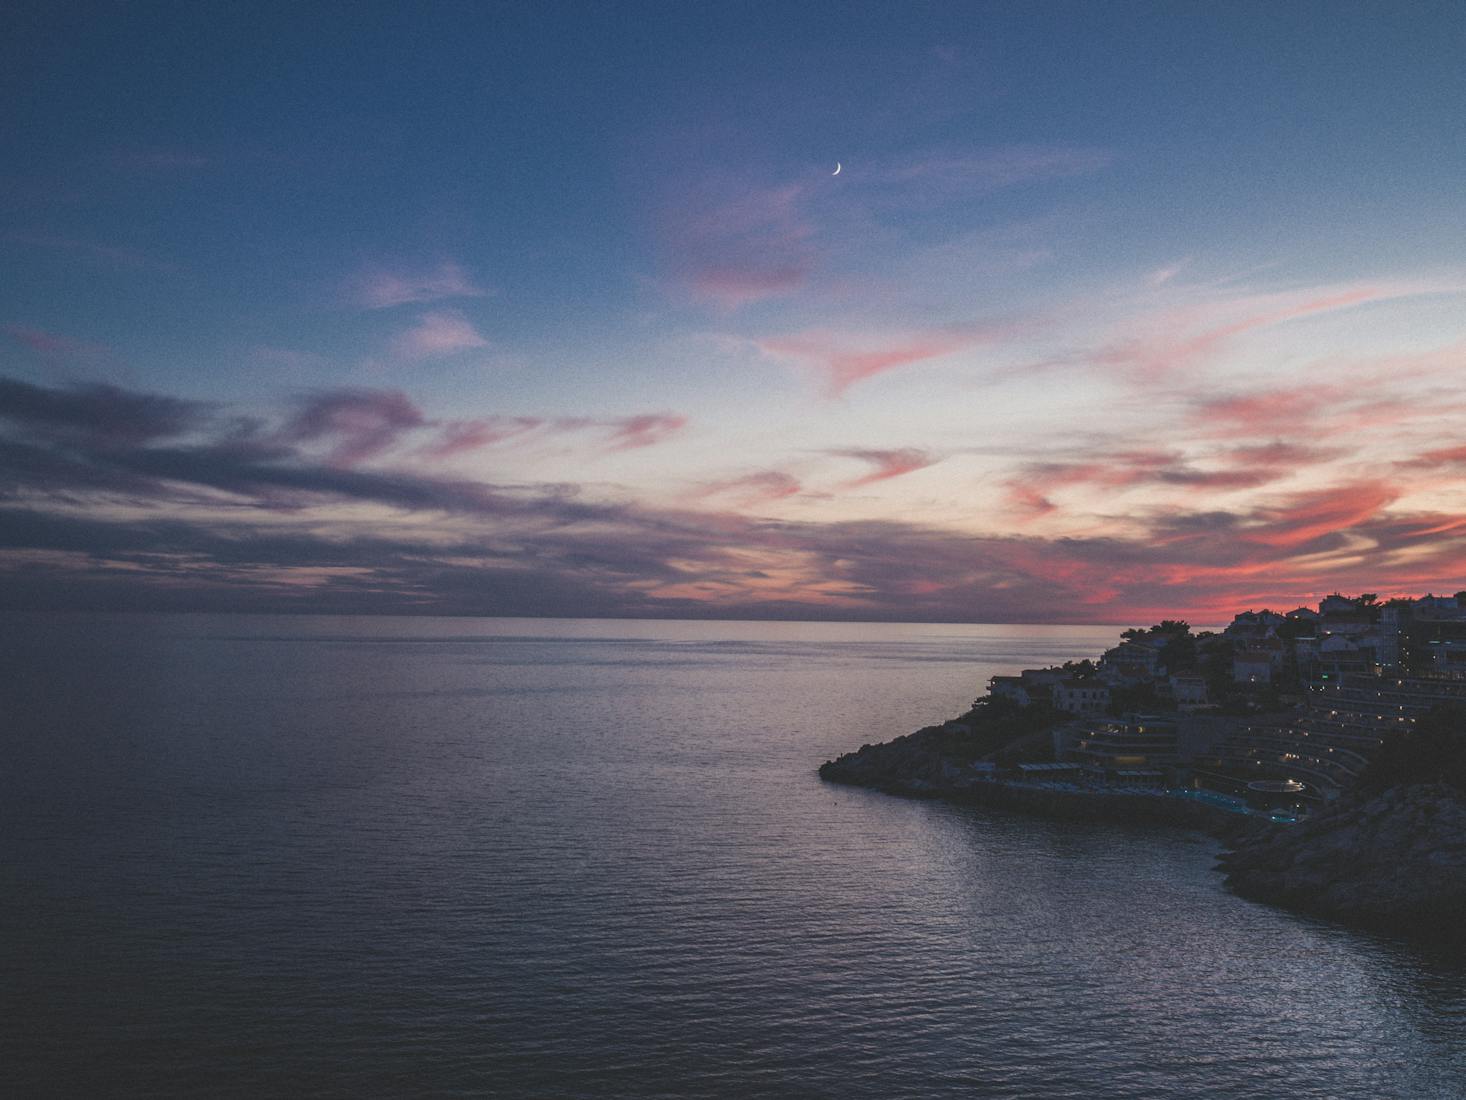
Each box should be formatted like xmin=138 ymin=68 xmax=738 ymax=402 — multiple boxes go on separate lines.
xmin=2 ymin=614 xmax=1463 ymax=1098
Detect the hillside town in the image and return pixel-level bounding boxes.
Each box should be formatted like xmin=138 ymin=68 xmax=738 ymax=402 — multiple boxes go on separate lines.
xmin=821 ymin=590 xmax=1466 ymax=932
xmin=981 ymin=591 xmax=1466 ymax=812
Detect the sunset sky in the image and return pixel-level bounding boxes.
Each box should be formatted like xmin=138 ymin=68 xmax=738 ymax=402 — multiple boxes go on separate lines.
xmin=3 ymin=2 xmax=1465 ymax=623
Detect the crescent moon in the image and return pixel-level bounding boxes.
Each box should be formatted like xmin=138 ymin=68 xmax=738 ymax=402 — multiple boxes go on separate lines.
xmin=832 ymin=162 xmax=842 ymax=176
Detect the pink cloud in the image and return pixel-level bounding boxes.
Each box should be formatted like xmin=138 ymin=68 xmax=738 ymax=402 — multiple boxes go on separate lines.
xmin=1192 ymin=377 xmax=1447 ymax=441
xmin=281 ymin=389 xmax=427 ymax=467
xmin=348 ymin=261 xmax=489 ymax=309
xmin=1003 ymin=444 xmax=1335 ymax=521
xmin=602 ymin=413 xmax=688 ymax=451
xmin=1241 ymin=481 xmax=1399 ymax=548
xmin=1222 ymin=441 xmax=1342 ymax=469
xmin=660 ymin=182 xmax=816 ymax=308
xmin=653 ymin=143 xmax=1111 ymax=310
xmin=417 ymin=417 xmax=546 ymax=461
xmin=1001 ymin=479 xmax=1444 ymax=619
xmin=1090 ymin=287 xmax=1385 ymax=381
xmin=1190 ymin=386 xmax=1322 ymax=437
xmin=834 ymin=448 xmax=939 ymax=489
xmin=11 ymin=364 xmax=1466 ymax=624
xmin=1005 ymin=454 xmax=1167 ymax=517
xmin=389 ymin=310 xmax=489 ymax=361
xmin=690 ymin=264 xmax=811 ymax=309
xmin=1006 ymin=483 xmax=1059 ymax=518
xmin=696 ymin=471 xmax=803 ymax=507
xmin=1401 ymin=443 xmax=1466 ymax=469
xmin=414 ymin=412 xmax=687 ymax=460
xmin=757 ymin=327 xmax=985 ymax=396
xmin=3 ymin=325 xmax=114 ymax=366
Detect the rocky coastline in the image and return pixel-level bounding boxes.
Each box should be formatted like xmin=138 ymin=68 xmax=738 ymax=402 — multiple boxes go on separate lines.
xmin=1218 ymin=783 xmax=1466 ymax=937
xmin=820 ymin=725 xmax=1466 ymax=940
xmin=817 ymin=724 xmax=1240 ymax=830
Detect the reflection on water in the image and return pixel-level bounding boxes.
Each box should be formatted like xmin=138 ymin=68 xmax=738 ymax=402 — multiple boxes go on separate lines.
xmin=1 ymin=614 xmax=1462 ymax=1098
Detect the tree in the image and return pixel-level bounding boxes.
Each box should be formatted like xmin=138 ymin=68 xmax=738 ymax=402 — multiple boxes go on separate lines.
xmin=1131 ymin=621 xmax=1195 ymax=671
xmin=1107 ymin=680 xmax=1163 ymax=716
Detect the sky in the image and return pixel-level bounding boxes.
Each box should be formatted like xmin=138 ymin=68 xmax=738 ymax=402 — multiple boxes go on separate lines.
xmin=3 ymin=1 xmax=1466 ymax=624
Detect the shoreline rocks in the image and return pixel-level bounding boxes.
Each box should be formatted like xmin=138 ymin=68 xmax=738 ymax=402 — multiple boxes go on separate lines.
xmin=818 ymin=725 xmax=970 ymax=794
xmin=1218 ymin=783 xmax=1466 ymax=938
xmin=821 ymin=728 xmax=1466 ymax=940
xmin=818 ymin=728 xmax=1240 ymax=830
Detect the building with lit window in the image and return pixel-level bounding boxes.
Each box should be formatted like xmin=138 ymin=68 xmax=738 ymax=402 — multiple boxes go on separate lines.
xmin=1072 ymin=715 xmax=1179 ymax=785
xmin=1205 ymin=674 xmax=1466 ymax=799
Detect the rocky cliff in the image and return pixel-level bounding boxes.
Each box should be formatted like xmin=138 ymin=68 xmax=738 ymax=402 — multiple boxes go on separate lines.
xmin=823 ymin=716 xmax=1466 ymax=939
xmin=818 ymin=724 xmax=974 ymax=795
xmin=1219 ymin=783 xmax=1466 ymax=936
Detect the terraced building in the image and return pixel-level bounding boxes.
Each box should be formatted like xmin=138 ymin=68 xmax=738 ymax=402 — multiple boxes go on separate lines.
xmin=1204 ymin=675 xmax=1466 ymax=800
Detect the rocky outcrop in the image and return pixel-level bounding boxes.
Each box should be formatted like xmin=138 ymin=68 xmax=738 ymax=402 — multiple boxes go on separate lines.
xmin=823 ymin=725 xmax=1466 ymax=939
xmin=818 ymin=727 xmax=1236 ymax=829
xmin=818 ymin=725 xmax=971 ymax=795
xmin=1219 ymin=784 xmax=1466 ymax=936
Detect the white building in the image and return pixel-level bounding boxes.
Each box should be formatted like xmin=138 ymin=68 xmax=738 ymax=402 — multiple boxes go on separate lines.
xmin=1169 ymin=673 xmax=1209 ymax=707
xmin=988 ymin=676 xmax=1034 ymax=707
xmin=1052 ymin=679 xmax=1111 ymax=716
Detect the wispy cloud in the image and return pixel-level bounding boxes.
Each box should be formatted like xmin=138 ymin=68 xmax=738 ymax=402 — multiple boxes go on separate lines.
xmin=694 ymin=470 xmax=803 ymax=508
xmin=1145 ymin=259 xmax=1189 ymax=287
xmin=280 ymin=389 xmax=428 ymax=467
xmin=832 ymin=448 xmax=939 ymax=488
xmin=0 ymin=373 xmax=685 ymax=481
xmin=1189 ymin=370 xmax=1459 ymax=441
xmin=756 ymin=326 xmax=991 ymax=395
xmin=388 ymin=310 xmax=489 ymax=361
xmin=1238 ymin=481 xmax=1400 ymax=548
xmin=601 ymin=413 xmax=688 ymax=451
xmin=1085 ymin=286 xmax=1387 ymax=382
xmin=4 ymin=325 xmax=116 ymax=368
xmin=0 ymin=375 xmax=207 ymax=447
xmin=4 ymin=374 xmax=1464 ymax=624
xmin=654 ymin=142 xmax=1110 ymax=311
xmin=1002 ymin=441 xmax=1352 ymax=521
xmin=416 ymin=417 xmax=547 ymax=461
xmin=414 ymin=411 xmax=688 ymax=460
xmin=545 ymin=413 xmax=689 ymax=452
xmin=660 ymin=182 xmax=815 ymax=308
xmin=346 ymin=261 xmax=490 ymax=309
xmin=1401 ymin=443 xmax=1466 ymax=469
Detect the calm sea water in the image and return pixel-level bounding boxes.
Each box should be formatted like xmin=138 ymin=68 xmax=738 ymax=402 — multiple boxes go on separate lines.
xmin=1 ymin=614 xmax=1463 ymax=1098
